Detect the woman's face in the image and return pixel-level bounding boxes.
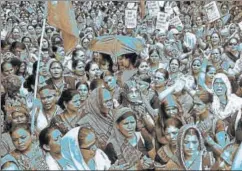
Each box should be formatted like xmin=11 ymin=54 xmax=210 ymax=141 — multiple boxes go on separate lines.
xmin=213 ymin=78 xmax=227 ymax=96
xmin=183 ymin=132 xmax=199 ymax=158
xmin=193 ymin=97 xmax=207 ymax=116
xmin=82 ymin=38 xmax=90 ymax=49
xmin=165 ymin=125 xmax=179 ymax=146
xmin=192 ymin=60 xmax=201 ymax=74
xmin=228 ymin=38 xmax=238 ymax=52
xmin=77 ymin=84 xmax=89 ymax=101
xmin=11 ymin=112 xmax=27 ymax=126
xmin=104 ymin=76 xmax=116 ymax=91
xmin=19 ymin=62 xmax=26 ymax=73
xmin=88 ymin=63 xmax=99 ymax=79
xmin=138 ymin=61 xmax=149 ymax=75
xmin=206 ymin=67 xmax=216 ymax=82
xmin=170 ymin=59 xmax=179 ymax=73
xmin=102 ymin=89 xmax=113 ymax=110
xmin=211 ymin=33 xmax=220 ymax=45
xmin=27 ymin=25 xmax=35 ymax=35
xmin=196 ymin=17 xmax=203 ymax=26
xmin=211 ymin=49 xmax=221 ymax=63
xmin=35 ymin=26 xmax=42 ymax=35
xmin=2 ymin=63 xmax=15 ymax=76
xmin=117 ymin=116 xmax=136 ymax=138
xmin=150 ymin=51 xmax=160 ymax=63
xmin=12 ymin=28 xmax=20 ymax=39
xmin=66 ymin=94 xmax=81 ymax=112
xmin=75 ymin=61 xmax=85 ymax=76
xmin=154 ymin=71 xmax=166 ymax=88
xmin=31 ymin=19 xmax=37 ymax=26
xmin=184 ymin=15 xmax=191 ymax=24
xmin=93 ymin=52 xmax=101 ymax=63
xmin=50 ymin=62 xmax=63 ymax=79
xmin=165 ymin=106 xmax=178 ymax=117
xmin=11 ymin=128 xmax=32 ymax=152
xmin=100 ymin=60 xmax=110 ymax=72
xmin=42 ymin=39 xmax=49 ymax=49
xmin=47 ymin=129 xmax=62 ymax=154
xmin=230 ymin=25 xmax=236 ymax=34
xmin=221 ymin=5 xmax=228 ymax=14
xmin=126 ymin=85 xmax=140 ymax=103
xmin=79 ymin=132 xmax=97 ymax=159
xmin=23 ymin=37 xmax=31 ymax=47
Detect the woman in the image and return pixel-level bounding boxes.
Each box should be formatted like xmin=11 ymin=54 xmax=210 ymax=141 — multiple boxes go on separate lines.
xmin=72 ymin=59 xmax=88 ymax=83
xmin=77 ymin=87 xmax=114 ymax=150
xmin=155 ymin=118 xmax=183 ymax=166
xmin=168 ymin=58 xmax=184 ymax=84
xmin=6 ymin=27 xmax=22 ymax=44
xmin=1 ymin=123 xmax=48 ymax=170
xmin=39 ymin=126 xmax=65 ymax=170
xmin=148 ymin=49 xmax=162 ymax=73
xmin=85 ymin=61 xmax=101 ymax=83
xmin=211 ymin=73 xmax=242 ymax=140
xmin=105 ymin=107 xmax=156 ymax=170
xmin=132 ymin=59 xmax=150 ymax=81
xmin=60 ymin=126 xmax=114 ymax=170
xmin=51 ymin=89 xmax=81 ymax=134
xmin=166 ymin=124 xmax=214 ymax=170
xmin=76 ymin=81 xmax=89 ymax=110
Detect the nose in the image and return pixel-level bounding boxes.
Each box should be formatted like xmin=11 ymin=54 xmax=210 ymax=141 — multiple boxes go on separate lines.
xmin=170 ymin=134 xmax=176 ymax=140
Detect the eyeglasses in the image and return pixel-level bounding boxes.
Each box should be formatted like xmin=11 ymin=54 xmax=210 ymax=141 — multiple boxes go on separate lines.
xmin=229 ymin=42 xmax=237 ymax=46
xmin=80 ymin=142 xmax=97 ymax=151
xmin=192 ymin=64 xmax=201 ymax=67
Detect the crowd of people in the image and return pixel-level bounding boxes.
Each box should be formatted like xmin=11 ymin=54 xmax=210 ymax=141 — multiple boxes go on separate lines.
xmin=1 ymin=0 xmax=242 ymax=170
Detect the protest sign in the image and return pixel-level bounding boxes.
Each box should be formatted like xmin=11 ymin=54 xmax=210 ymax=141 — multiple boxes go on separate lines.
xmin=204 ymin=1 xmax=221 ymax=23
xmin=159 ymin=1 xmax=165 ymax=8
xmin=125 ymin=9 xmax=137 ymax=28
xmin=169 ymin=16 xmax=183 ymax=30
xmin=156 ymin=12 xmax=169 ymax=30
xmin=147 ymin=1 xmax=160 ymax=17
xmin=165 ymin=6 xmax=173 ymax=15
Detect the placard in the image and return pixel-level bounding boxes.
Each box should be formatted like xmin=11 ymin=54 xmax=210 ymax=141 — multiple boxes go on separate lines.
xmin=159 ymin=1 xmax=165 ymax=7
xmin=125 ymin=9 xmax=137 ymax=28
xmin=169 ymin=16 xmax=183 ymax=29
xmin=238 ymin=21 xmax=242 ymax=31
xmin=156 ymin=12 xmax=169 ymax=30
xmin=147 ymin=1 xmax=160 ymax=17
xmin=204 ymin=1 xmax=221 ymax=23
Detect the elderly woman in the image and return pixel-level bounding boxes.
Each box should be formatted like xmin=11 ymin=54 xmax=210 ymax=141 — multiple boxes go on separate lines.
xmin=105 ymin=107 xmax=156 ymax=170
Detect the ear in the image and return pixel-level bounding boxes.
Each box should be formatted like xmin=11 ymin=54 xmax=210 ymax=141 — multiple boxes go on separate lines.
xmin=43 ymin=144 xmax=50 ymax=151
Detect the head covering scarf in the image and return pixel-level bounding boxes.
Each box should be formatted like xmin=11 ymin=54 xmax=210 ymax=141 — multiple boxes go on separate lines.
xmin=176 ymin=124 xmax=205 ymax=170
xmin=107 ymin=107 xmax=143 ymax=168
xmin=212 ymin=73 xmax=242 ymax=130
xmin=60 ymin=126 xmax=111 ymax=170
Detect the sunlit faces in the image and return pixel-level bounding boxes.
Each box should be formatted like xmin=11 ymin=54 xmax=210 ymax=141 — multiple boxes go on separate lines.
xmin=27 ymin=25 xmax=35 ymax=35
xmin=104 ymin=76 xmax=116 ymax=91
xmin=206 ymin=67 xmax=216 ymax=82
xmin=65 ymin=94 xmax=81 ymax=112
xmin=12 ymin=28 xmax=20 ymax=39
xmin=192 ymin=59 xmax=201 ymax=74
xmin=117 ymin=116 xmax=136 ymax=138
xmin=77 ymin=84 xmax=89 ymax=101
xmin=45 ymin=129 xmax=62 ymax=154
xmin=165 ymin=106 xmax=178 ymax=117
xmin=88 ymin=63 xmax=99 ymax=79
xmin=11 ymin=128 xmax=32 ymax=152
xmin=11 ymin=112 xmax=27 ymax=125
xmin=79 ymin=132 xmax=97 ymax=158
xmin=42 ymin=39 xmax=49 ymax=49
xmin=74 ymin=60 xmax=85 ymax=76
xmin=49 ymin=62 xmax=63 ymax=79
xmin=213 ymin=78 xmax=227 ymax=96
xmin=211 ymin=49 xmax=221 ymax=63
xmin=192 ymin=96 xmax=207 ymax=116
xmin=2 ymin=63 xmax=15 ymax=76
xmin=150 ymin=51 xmax=160 ymax=63
xmin=195 ymin=16 xmax=203 ymax=26
xmin=102 ymin=89 xmax=113 ymax=110
xmin=127 ymin=86 xmax=140 ymax=103
xmin=154 ymin=71 xmax=166 ymax=88
xmin=39 ymin=89 xmax=57 ymax=110
xmin=183 ymin=131 xmax=199 ymax=158
xmin=74 ymin=50 xmax=85 ymax=61
xmin=211 ymin=33 xmax=220 ymax=45
xmin=169 ymin=59 xmax=180 ymax=73
xmin=138 ymin=61 xmax=149 ymax=74
xmin=165 ymin=126 xmax=179 ymax=146
xmin=228 ymin=38 xmax=238 ymax=52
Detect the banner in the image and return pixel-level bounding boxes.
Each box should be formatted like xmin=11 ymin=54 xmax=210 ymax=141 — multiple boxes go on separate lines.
xmin=156 ymin=12 xmax=169 ymax=30
xmin=169 ymin=16 xmax=183 ymax=30
xmin=47 ymin=1 xmax=79 ymax=53
xmin=147 ymin=1 xmax=160 ymax=17
xmin=204 ymin=1 xmax=221 ymax=23
xmin=125 ymin=9 xmax=137 ymax=28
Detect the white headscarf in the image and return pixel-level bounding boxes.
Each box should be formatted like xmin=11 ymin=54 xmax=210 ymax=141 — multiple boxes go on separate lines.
xmin=212 ymin=73 xmax=242 ymax=130
xmin=60 ymin=126 xmax=111 ymax=170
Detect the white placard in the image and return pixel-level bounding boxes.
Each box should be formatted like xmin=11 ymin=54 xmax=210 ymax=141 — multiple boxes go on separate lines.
xmin=169 ymin=16 xmax=183 ymax=29
xmin=156 ymin=12 xmax=169 ymax=30
xmin=204 ymin=1 xmax=221 ymax=23
xmin=165 ymin=6 xmax=173 ymax=15
xmin=238 ymin=21 xmax=242 ymax=31
xmin=125 ymin=9 xmax=137 ymax=28
xmin=147 ymin=1 xmax=160 ymax=17
xmin=159 ymin=1 xmax=165 ymax=7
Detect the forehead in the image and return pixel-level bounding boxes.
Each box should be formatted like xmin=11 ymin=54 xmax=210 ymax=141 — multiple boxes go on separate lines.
xmin=83 ymin=132 xmax=95 ymax=145
xmin=12 ymin=112 xmax=26 ymax=117
xmin=51 ymin=62 xmax=61 ymax=68
xmin=184 ymin=134 xmax=198 ymax=141
xmin=72 ymin=94 xmax=80 ymax=100
xmin=121 ymin=115 xmax=135 ymax=122
xmin=214 ymin=78 xmax=225 ymax=83
xmin=193 ymin=60 xmax=201 ymax=64
xmin=90 ymin=63 xmax=98 ymax=69
xmin=155 ymin=71 xmax=165 ymax=78
xmin=165 ymin=125 xmax=179 ymax=132
xmin=12 ymin=128 xmax=29 ymax=137
xmin=50 ymin=129 xmax=62 ymax=139
xmin=3 ymin=63 xmax=13 ymax=69
xmin=104 ymin=75 xmax=113 ymax=81
xmin=40 ymin=89 xmax=55 ymax=96
xmin=78 ymin=84 xmax=88 ymax=89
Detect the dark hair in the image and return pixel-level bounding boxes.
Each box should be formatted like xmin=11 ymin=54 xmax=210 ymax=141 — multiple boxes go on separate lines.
xmin=100 ymin=70 xmax=114 ymax=79
xmin=58 ymin=89 xmax=80 ymax=109
xmin=164 ymin=117 xmax=183 ymax=131
xmin=10 ymin=41 xmax=26 ymax=52
xmin=37 ymin=36 xmax=49 ymax=47
xmin=123 ymin=53 xmax=138 ymax=66
xmin=85 ymin=61 xmax=98 ymax=72
xmin=24 ymin=74 xmax=35 ymax=92
xmin=10 ymin=123 xmax=31 ymax=136
xmin=149 ymin=48 xmax=160 ymax=57
xmin=21 ymin=36 xmax=32 ymax=43
xmin=72 ymin=49 xmax=84 ymax=61
xmin=49 ymin=60 xmax=64 ymax=71
xmin=1 ymin=61 xmax=13 ymax=72
xmin=155 ymin=68 xmax=169 ymax=80
xmin=76 ymin=81 xmax=89 ymax=91
xmin=99 ymin=53 xmax=114 ymax=72
xmin=169 ymin=58 xmax=181 ymax=67
xmin=116 ymin=111 xmax=137 ymax=124
xmin=134 ymin=59 xmax=148 ymax=68
xmin=39 ymin=126 xmax=59 ymax=150
xmin=78 ymin=127 xmax=95 ymax=147
xmin=1 ymin=40 xmax=10 ymax=49
xmin=90 ymin=78 xmax=103 ymax=91
xmin=206 ymin=65 xmax=216 ymax=73
xmin=72 ymin=59 xmax=84 ymax=69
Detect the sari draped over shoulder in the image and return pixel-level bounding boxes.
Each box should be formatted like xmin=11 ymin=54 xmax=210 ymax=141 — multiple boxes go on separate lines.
xmin=60 ymin=126 xmax=111 ymax=170
xmin=78 ymin=87 xmax=113 ymax=149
